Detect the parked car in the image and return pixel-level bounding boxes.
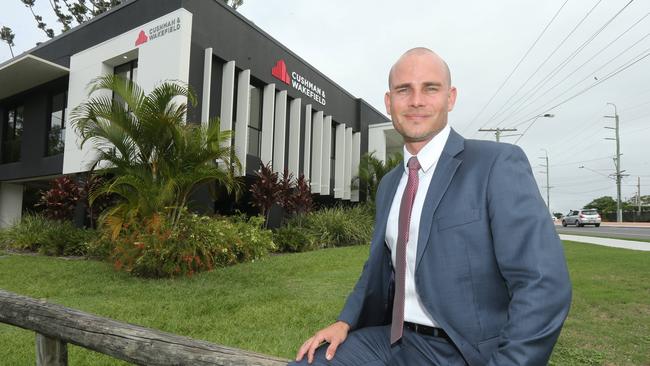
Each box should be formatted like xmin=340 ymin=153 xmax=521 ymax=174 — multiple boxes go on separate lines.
xmin=562 ymin=209 xmax=601 ymax=227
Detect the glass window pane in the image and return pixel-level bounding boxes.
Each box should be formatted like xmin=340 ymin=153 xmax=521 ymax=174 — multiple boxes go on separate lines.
xmin=248 ymin=127 xmax=260 ymax=157
xmin=15 ymin=106 xmax=23 ymax=138
xmin=248 ymin=86 xmax=262 ymax=130
xmin=2 ymin=106 xmax=23 ymax=163
xmin=48 ymin=92 xmax=66 ymax=155
xmin=7 ymin=109 xmax=15 ymax=138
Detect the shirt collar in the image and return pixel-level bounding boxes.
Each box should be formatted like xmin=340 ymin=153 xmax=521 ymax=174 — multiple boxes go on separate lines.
xmin=403 ymin=124 xmax=451 ymax=174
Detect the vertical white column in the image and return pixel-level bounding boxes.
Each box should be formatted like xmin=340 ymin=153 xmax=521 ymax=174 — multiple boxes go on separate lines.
xmin=310 ymin=110 xmax=323 ymax=193
xmin=303 ymin=104 xmax=312 ymax=180
xmin=273 ymin=90 xmax=287 ymax=173
xmin=234 ymin=69 xmax=251 ymax=176
xmin=368 ymin=124 xmax=388 ymax=162
xmin=344 ymin=127 xmax=353 ymax=200
xmin=0 ymin=183 xmax=23 ymax=228
xmin=201 ymin=48 xmax=213 ymax=127
xmin=287 ymin=98 xmax=302 ymax=176
xmin=351 ymin=132 xmax=361 ymax=202
xmin=334 ymin=123 xmax=346 ymax=199
xmin=220 ymin=61 xmax=236 ymax=141
xmin=321 ymin=115 xmax=332 ymax=195
xmin=260 ymin=83 xmax=276 ymax=166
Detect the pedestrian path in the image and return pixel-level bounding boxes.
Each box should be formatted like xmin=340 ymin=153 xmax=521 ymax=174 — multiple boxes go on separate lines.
xmin=559 ymin=234 xmax=650 ymax=251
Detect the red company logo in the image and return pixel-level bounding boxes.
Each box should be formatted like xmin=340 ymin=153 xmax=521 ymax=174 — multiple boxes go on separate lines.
xmin=272 ymin=59 xmax=290 ymax=85
xmin=135 ymin=30 xmax=148 ymax=46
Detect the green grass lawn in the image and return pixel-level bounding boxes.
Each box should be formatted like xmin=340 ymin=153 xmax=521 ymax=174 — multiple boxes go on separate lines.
xmin=1 ymin=242 xmax=649 ymax=365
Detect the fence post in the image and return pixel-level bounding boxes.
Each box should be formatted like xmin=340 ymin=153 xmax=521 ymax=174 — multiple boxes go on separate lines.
xmin=36 ymin=333 xmax=67 ymax=366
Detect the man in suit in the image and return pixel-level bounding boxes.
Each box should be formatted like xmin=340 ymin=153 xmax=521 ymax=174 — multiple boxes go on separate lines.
xmin=290 ymin=47 xmax=571 ymax=366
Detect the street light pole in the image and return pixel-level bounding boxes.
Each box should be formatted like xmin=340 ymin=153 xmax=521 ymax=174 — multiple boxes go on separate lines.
xmin=605 ymin=102 xmax=622 ymax=222
xmin=479 ymin=113 xmax=554 ymax=143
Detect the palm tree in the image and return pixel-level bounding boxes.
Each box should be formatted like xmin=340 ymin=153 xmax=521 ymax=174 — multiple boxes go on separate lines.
xmin=70 ymin=74 xmax=240 ymax=236
xmin=357 ymin=151 xmax=403 ymax=203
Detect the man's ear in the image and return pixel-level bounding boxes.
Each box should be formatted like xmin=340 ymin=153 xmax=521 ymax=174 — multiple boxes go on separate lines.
xmin=384 ymin=91 xmax=391 ymax=115
xmin=447 ymin=86 xmax=457 ymax=112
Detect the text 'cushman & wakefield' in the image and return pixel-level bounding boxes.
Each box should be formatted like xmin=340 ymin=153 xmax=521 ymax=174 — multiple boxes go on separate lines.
xmin=291 ymin=72 xmax=326 ymax=106
xmin=149 ymin=17 xmax=181 ymax=40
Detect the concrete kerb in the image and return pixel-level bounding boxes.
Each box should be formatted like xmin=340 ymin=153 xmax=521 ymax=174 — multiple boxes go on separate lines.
xmin=559 ymin=234 xmax=650 ymax=251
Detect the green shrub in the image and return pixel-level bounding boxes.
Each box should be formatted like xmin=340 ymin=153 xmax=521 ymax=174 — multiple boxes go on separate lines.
xmin=277 ymin=204 xmax=374 ymax=250
xmin=273 ymin=225 xmax=316 ymax=252
xmin=105 ymin=211 xmax=275 ymax=278
xmin=0 ymin=214 xmax=96 ymax=256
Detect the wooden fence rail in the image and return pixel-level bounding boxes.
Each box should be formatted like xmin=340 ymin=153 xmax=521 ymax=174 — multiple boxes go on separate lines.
xmin=0 ymin=289 xmax=289 ymax=366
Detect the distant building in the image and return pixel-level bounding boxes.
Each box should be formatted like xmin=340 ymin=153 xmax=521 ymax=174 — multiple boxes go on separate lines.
xmin=0 ymin=0 xmax=393 ymax=226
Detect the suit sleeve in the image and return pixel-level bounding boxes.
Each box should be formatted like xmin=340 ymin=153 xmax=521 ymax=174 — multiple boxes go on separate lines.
xmin=337 ymin=173 xmax=393 ymax=330
xmin=485 ymin=145 xmax=572 ymax=366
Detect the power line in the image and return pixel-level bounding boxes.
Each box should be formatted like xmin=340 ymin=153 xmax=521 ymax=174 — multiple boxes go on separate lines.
xmin=517 ymin=47 xmax=650 ymax=120
xmin=466 ymin=0 xmax=569 ymax=135
xmin=553 ymin=186 xmax=612 ymax=194
xmin=492 ymin=0 xmax=638 ymax=128
xmin=483 ymin=0 xmax=604 ymax=129
xmin=503 ymin=25 xmax=650 ymax=127
xmin=549 ymin=156 xmax=612 ymax=167
xmin=544 ymin=107 xmax=608 ymax=152
xmin=509 ymin=44 xmax=649 ymax=144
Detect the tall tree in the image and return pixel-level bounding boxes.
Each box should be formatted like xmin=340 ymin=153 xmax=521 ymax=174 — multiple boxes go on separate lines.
xmin=223 ymin=0 xmax=243 ymax=9
xmin=583 ymin=196 xmax=617 ymax=213
xmin=356 ymin=152 xmax=403 ymax=203
xmin=0 ymin=26 xmax=16 ymax=57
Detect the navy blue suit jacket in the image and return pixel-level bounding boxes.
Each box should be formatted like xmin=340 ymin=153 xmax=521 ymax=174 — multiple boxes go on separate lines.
xmin=338 ymin=129 xmax=571 ymax=366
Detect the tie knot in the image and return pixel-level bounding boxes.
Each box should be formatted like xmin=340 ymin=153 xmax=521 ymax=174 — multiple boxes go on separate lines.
xmin=407 ymin=156 xmax=421 ymax=171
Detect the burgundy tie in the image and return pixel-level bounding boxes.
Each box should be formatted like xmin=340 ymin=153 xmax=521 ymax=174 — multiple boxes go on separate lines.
xmin=390 ymin=156 xmax=421 ymax=344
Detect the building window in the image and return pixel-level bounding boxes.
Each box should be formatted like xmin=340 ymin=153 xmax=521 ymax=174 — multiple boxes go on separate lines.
xmin=114 ymin=59 xmax=138 ymax=82
xmin=113 ymin=59 xmax=138 ymax=108
xmin=247 ymin=85 xmax=262 ymax=157
xmin=47 ymin=92 xmax=67 ymax=156
xmin=2 ymin=105 xmax=24 ymax=163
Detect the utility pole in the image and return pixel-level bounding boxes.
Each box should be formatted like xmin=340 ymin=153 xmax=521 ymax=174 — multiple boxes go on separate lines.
xmin=538 ymin=149 xmax=551 ymax=215
xmin=638 ymin=177 xmax=642 ymax=215
xmin=478 ymin=128 xmax=517 ymax=142
xmin=604 ymin=102 xmax=623 ymax=222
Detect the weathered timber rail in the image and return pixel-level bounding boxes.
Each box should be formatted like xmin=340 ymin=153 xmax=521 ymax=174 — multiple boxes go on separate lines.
xmin=0 ymin=289 xmax=289 ymax=366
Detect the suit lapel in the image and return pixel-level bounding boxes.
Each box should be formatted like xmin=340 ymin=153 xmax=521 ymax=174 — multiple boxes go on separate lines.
xmin=415 ymin=129 xmax=464 ymax=271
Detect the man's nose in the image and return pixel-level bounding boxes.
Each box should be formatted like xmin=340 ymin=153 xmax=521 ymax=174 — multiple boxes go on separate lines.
xmin=409 ymin=90 xmax=425 ymax=107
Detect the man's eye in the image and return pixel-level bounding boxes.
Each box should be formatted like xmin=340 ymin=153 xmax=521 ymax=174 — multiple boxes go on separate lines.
xmin=425 ymin=86 xmax=438 ymax=92
xmin=396 ymin=88 xmax=408 ymax=94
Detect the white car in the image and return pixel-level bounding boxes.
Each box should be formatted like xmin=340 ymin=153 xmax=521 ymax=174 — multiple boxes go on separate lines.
xmin=562 ymin=209 xmax=601 ymax=227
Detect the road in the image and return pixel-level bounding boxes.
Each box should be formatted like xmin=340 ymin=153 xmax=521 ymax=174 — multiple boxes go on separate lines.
xmin=555 ymin=225 xmax=650 ymax=242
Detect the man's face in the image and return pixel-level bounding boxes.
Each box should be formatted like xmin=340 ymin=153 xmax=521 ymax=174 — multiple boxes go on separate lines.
xmin=385 ymin=53 xmax=457 ymax=145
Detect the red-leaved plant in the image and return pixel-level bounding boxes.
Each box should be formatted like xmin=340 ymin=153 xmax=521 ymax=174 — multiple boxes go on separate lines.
xmin=37 ymin=176 xmax=82 ymax=221
xmin=250 ymin=163 xmax=281 ymax=226
xmin=250 ymin=165 xmax=313 ymax=226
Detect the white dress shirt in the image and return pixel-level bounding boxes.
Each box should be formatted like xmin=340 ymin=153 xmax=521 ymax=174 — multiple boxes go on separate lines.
xmin=385 ymin=124 xmax=450 ymax=327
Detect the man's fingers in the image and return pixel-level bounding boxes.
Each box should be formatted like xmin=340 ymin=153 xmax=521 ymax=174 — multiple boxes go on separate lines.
xmin=325 ymin=339 xmax=340 ymax=361
xmin=295 ymin=337 xmax=313 ymax=361
xmin=307 ymin=337 xmax=321 ymax=364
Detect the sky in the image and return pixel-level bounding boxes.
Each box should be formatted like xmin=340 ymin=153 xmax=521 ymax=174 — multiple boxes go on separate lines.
xmin=1 ymin=0 xmax=649 ymax=215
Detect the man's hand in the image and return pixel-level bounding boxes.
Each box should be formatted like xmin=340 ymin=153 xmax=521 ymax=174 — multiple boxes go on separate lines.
xmin=295 ymin=321 xmax=350 ymax=364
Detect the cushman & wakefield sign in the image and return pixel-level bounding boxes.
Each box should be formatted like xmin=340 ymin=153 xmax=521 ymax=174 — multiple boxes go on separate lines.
xmin=272 ymin=60 xmax=326 ymax=106
xmin=135 ymin=16 xmax=182 ymax=46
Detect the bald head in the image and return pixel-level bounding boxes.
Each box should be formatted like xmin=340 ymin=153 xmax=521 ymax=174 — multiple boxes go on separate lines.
xmin=388 ymin=47 xmax=452 ymax=89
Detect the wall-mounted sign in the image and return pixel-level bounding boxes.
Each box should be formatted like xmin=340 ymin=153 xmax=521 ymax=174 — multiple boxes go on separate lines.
xmin=135 ymin=16 xmax=182 ymax=46
xmin=272 ymin=59 xmax=326 ymax=106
